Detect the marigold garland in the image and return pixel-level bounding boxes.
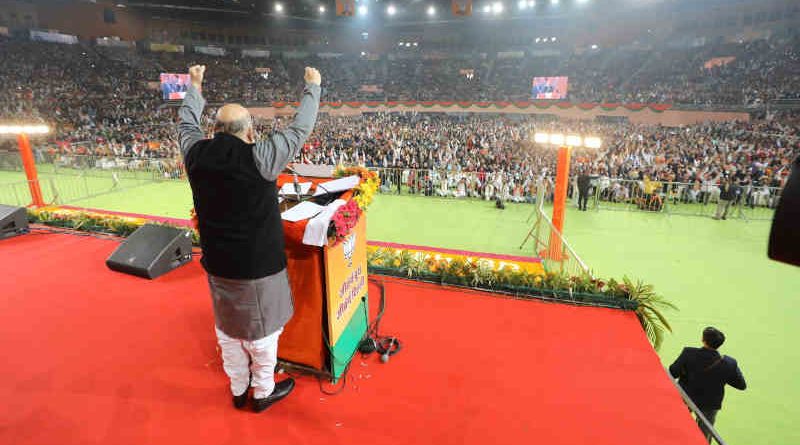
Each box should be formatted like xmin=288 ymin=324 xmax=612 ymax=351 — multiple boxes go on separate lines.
xmin=334 ymin=165 xmax=380 ymax=211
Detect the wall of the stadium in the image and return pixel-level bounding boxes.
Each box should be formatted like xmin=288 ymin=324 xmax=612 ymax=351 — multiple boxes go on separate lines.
xmin=0 ymin=0 xmax=37 ymax=28
xmin=35 ymin=2 xmax=146 ymax=41
xmin=248 ymin=105 xmax=750 ymax=127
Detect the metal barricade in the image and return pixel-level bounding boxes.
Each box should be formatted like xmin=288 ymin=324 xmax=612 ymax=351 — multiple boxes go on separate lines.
xmin=591 ymin=178 xmax=778 ymax=221
xmin=520 ymin=179 xmax=591 ymax=277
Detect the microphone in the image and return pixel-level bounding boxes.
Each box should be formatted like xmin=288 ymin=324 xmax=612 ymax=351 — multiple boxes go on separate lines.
xmin=293 ymin=172 xmax=302 ymax=200
xmin=285 ymin=164 xmax=334 ymax=200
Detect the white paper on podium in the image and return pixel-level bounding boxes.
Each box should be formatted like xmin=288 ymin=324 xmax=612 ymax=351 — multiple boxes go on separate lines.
xmin=313 ymin=175 xmax=360 ymax=196
xmin=280 ymin=201 xmax=324 ymax=222
xmin=303 ymin=199 xmax=347 ymax=246
xmin=279 ymin=182 xmax=312 ymax=196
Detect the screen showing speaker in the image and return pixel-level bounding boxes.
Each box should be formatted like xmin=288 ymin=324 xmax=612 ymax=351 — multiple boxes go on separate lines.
xmin=160 ymin=73 xmax=191 ymax=100
xmin=531 ymin=76 xmax=569 ymax=100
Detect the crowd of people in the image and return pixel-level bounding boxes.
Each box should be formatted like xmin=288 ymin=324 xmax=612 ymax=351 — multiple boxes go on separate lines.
xmin=0 ymin=36 xmax=798 ymax=210
xmin=300 ymin=112 xmax=797 ymax=206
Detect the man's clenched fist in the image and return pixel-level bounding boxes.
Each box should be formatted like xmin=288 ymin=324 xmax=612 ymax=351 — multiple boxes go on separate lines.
xmin=189 ymin=65 xmax=206 ymax=91
xmin=304 ymin=67 xmax=321 ymax=86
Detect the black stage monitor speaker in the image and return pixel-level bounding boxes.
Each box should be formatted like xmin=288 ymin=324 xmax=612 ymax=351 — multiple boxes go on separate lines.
xmin=0 ymin=204 xmax=29 ymax=240
xmin=106 ymin=224 xmax=193 ymax=279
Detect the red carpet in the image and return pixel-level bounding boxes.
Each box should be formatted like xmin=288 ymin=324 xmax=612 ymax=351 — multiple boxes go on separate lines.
xmin=0 ymin=231 xmax=705 ymax=445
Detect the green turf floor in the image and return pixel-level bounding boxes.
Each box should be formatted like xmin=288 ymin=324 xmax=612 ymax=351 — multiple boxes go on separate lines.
xmin=1 ymin=174 xmax=797 ymax=444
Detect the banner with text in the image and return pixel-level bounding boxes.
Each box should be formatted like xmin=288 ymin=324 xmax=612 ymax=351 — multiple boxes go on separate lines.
xmin=242 ymin=48 xmax=271 ymax=58
xmin=150 ymin=43 xmax=184 ymax=53
xmin=96 ymin=37 xmax=134 ymax=48
xmin=324 ymin=216 xmax=367 ymax=346
xmin=195 ymin=45 xmax=226 ymax=56
xmin=30 ymin=30 xmax=78 ymax=45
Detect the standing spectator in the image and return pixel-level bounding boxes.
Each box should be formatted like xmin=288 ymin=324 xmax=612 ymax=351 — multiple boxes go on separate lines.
xmin=714 ymin=176 xmax=735 ymax=220
xmin=577 ymin=169 xmax=591 ymax=211
xmin=669 ymin=327 xmax=747 ymax=443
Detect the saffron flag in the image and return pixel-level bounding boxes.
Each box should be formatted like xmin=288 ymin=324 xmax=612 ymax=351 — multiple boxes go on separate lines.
xmin=452 ymin=0 xmax=472 ymax=16
xmin=336 ymin=0 xmax=355 ymax=16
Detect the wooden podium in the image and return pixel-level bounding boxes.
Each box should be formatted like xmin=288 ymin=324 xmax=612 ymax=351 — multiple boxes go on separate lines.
xmin=276 ymin=174 xmax=368 ymax=380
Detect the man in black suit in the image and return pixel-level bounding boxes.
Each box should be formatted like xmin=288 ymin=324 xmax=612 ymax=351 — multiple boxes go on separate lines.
xmin=769 ymin=155 xmax=800 ymax=267
xmin=669 ymin=327 xmax=747 ymax=442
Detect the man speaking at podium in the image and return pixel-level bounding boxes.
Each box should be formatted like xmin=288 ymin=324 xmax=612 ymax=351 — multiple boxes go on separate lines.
xmin=178 ymin=64 xmax=321 ymax=412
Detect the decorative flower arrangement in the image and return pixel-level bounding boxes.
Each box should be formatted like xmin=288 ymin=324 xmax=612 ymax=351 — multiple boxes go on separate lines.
xmin=28 ymin=207 xmax=200 ymax=245
xmin=328 ymin=200 xmax=362 ymax=245
xmin=366 ymin=245 xmax=676 ymax=350
xmin=334 ymin=165 xmax=380 ymax=211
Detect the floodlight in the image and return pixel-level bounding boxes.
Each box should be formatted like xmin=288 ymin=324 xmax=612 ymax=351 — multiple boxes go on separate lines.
xmin=358 ymin=5 xmax=367 ymax=15
xmin=492 ymin=2 xmax=503 ymax=13
xmin=318 ymin=5 xmax=326 ymax=13
xmin=0 ymin=125 xmax=50 ymax=135
xmin=549 ymin=133 xmax=565 ymax=145
xmin=534 ymin=133 xmax=549 ymax=144
xmin=427 ymin=5 xmax=436 ymax=16
xmin=566 ymin=135 xmax=582 ymax=147
xmin=584 ymin=137 xmax=602 ymax=149
xmin=387 ymin=5 xmax=396 ymax=16
xmin=274 ymin=2 xmax=283 ymax=12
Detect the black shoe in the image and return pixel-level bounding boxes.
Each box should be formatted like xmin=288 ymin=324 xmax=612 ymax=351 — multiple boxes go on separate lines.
xmin=252 ymin=378 xmax=295 ymax=413
xmin=232 ymin=377 xmax=251 ymax=409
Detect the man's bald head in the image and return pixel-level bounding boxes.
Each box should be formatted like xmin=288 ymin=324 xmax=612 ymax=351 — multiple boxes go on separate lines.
xmin=214 ymin=103 xmax=254 ymax=143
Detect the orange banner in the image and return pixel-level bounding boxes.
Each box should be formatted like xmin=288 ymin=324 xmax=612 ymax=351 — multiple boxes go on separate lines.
xmin=704 ymin=56 xmax=736 ymax=70
xmin=336 ymin=0 xmax=355 ymax=16
xmin=452 ymin=0 xmax=472 ymax=16
xmin=324 ymin=216 xmax=367 ymax=345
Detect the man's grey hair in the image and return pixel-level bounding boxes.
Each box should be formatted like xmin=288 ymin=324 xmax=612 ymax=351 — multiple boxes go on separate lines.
xmin=213 ymin=113 xmax=252 ymax=136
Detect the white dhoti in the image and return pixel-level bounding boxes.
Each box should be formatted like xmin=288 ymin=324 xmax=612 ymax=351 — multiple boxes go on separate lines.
xmin=215 ymin=326 xmax=283 ymax=399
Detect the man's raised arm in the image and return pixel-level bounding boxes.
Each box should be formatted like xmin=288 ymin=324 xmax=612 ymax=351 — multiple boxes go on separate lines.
xmin=253 ymin=67 xmax=322 ymax=181
xmin=178 ymin=65 xmax=207 ymax=158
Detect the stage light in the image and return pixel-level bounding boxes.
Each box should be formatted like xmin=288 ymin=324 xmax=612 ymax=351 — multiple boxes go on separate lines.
xmin=550 ymin=0 xmax=558 ymax=4
xmin=318 ymin=5 xmax=326 ymax=13
xmin=518 ymin=0 xmax=527 ymax=10
xmin=528 ymin=0 xmax=535 ymax=6
xmin=358 ymin=4 xmax=367 ymax=15
xmin=482 ymin=4 xmax=491 ymax=13
xmin=387 ymin=5 xmax=396 ymax=16
xmin=566 ymin=135 xmax=582 ymax=147
xmin=584 ymin=137 xmax=602 ymax=149
xmin=492 ymin=2 xmax=504 ymax=13
xmin=549 ymin=134 xmax=565 ymax=145
xmin=398 ymin=41 xmax=404 ymax=46
xmin=427 ymin=5 xmax=436 ymax=16
xmin=274 ymin=2 xmax=283 ymax=12
xmin=534 ymin=133 xmax=549 ymax=144
xmin=535 ymin=37 xmax=540 ymax=43
xmin=591 ymin=44 xmax=598 ymax=49
xmin=413 ymin=42 xmax=418 ymax=46
xmin=0 ymin=124 xmax=50 ymax=135
xmin=405 ymin=42 xmax=412 ymax=47
xmin=360 ymin=51 xmax=367 ymax=56
xmin=576 ymin=0 xmax=588 ymax=3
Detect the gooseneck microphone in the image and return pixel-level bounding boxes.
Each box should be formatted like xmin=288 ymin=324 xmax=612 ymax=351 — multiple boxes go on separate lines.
xmin=293 ymin=172 xmax=302 ymax=200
